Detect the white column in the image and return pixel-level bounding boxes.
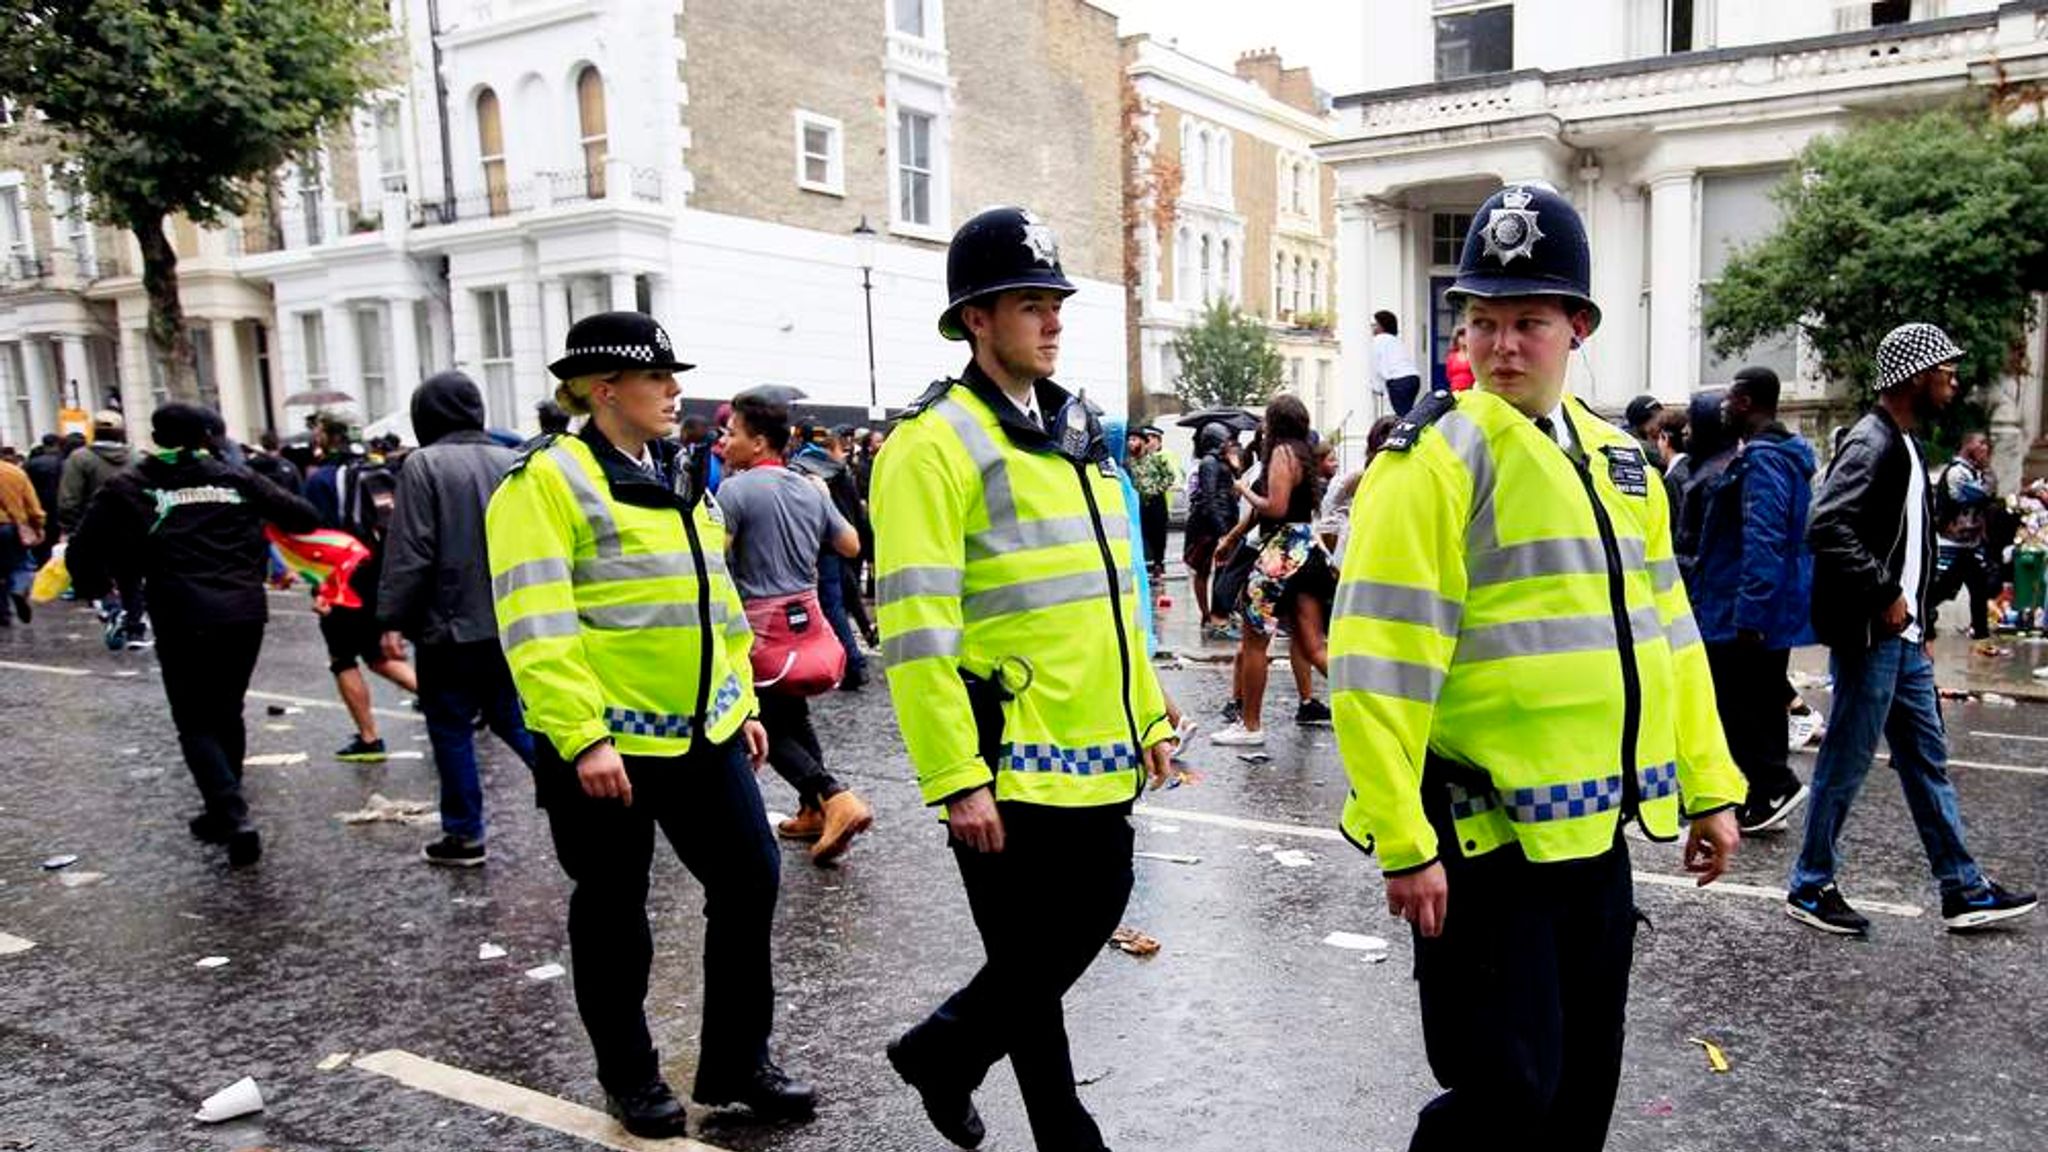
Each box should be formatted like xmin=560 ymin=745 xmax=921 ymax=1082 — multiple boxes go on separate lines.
xmin=22 ymin=338 xmax=55 ymax=437
xmin=608 ymin=271 xmax=637 ymax=314
xmin=1646 ymin=172 xmax=1696 ymax=402
xmin=209 ymin=321 xmax=252 ymax=440
xmin=55 ymin=334 xmax=90 ymax=411
xmin=507 ymin=280 xmax=546 ymax=430
xmin=391 ymin=298 xmax=423 ymax=397
xmin=323 ymin=302 xmax=362 ymax=409
xmin=539 ymin=277 xmax=568 ymax=357
xmin=1584 ymin=180 xmax=1646 ymax=409
xmin=118 ymin=328 xmax=154 ymax=434
xmin=1367 ymin=200 xmax=1408 ymax=420
xmin=645 ymin=275 xmax=670 ymax=324
xmin=426 ymin=298 xmax=453 ymax=375
xmin=1334 ymin=199 xmax=1374 ymax=429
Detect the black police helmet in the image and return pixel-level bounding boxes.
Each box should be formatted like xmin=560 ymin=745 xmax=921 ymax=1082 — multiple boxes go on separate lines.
xmin=548 ymin=311 xmax=694 ymax=381
xmin=939 ymin=206 xmax=1077 ymax=341
xmin=1445 ymin=183 xmax=1601 ymax=333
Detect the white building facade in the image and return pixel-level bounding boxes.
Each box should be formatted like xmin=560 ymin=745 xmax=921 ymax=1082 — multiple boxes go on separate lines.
xmin=1318 ymin=0 xmax=2048 ymax=464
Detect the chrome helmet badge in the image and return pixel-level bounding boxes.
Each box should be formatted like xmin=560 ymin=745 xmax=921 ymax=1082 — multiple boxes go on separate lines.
xmin=1479 ymin=185 xmax=1544 ymax=266
xmin=1020 ymin=211 xmax=1061 ymax=267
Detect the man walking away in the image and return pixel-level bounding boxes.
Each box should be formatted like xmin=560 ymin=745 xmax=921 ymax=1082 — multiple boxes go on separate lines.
xmin=22 ymin=434 xmax=63 ymax=568
xmin=1372 ymin=310 xmax=1423 ymax=418
xmin=789 ymin=424 xmax=872 ymax=689
xmin=59 ymin=411 xmax=148 ymax=648
xmin=378 ymin=371 xmax=537 ymax=867
xmin=248 ymin=430 xmax=304 ymax=495
xmin=67 ymin=403 xmax=320 ymax=866
xmin=307 ymin=418 xmax=418 ymax=761
xmin=1792 ymin=323 xmax=2036 ymax=936
xmin=0 ymin=452 xmax=43 ymax=625
xmin=1185 ymin=422 xmax=1238 ymax=638
xmin=1930 ymin=431 xmax=1998 ymax=640
xmin=1689 ymin=367 xmax=1814 ymax=834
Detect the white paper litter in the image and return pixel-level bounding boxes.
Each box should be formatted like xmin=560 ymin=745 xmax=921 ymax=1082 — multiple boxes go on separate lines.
xmin=1271 ymin=849 xmax=1315 ymax=868
xmin=195 ymin=955 xmax=230 ymax=969
xmin=56 ymin=870 xmax=105 ymax=889
xmin=1322 ymin=931 xmax=1390 ymax=952
xmin=1133 ymin=851 xmax=1202 ymax=865
xmin=193 ymin=1075 xmax=264 ymax=1122
xmin=335 ymin=793 xmax=439 ymax=826
xmin=244 ymin=752 xmax=308 ymax=767
xmin=526 ymin=962 xmax=566 ymax=981
xmin=478 ymin=943 xmax=508 ymax=960
xmin=316 ymin=1052 xmax=352 ymax=1072
xmin=262 ymin=722 xmax=295 ymax=732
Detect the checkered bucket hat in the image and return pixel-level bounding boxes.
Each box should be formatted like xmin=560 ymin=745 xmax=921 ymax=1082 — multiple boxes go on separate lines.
xmin=1876 ymin=322 xmax=1964 ymax=391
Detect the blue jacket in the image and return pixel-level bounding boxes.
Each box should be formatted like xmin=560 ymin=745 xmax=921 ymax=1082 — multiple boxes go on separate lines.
xmin=1687 ymin=424 xmax=1816 ymax=650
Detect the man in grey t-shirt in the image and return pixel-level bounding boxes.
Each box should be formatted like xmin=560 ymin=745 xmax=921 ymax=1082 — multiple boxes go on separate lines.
xmin=720 ymin=390 xmax=872 ymax=864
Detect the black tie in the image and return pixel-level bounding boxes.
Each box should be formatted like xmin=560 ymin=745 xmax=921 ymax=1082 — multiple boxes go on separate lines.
xmin=1534 ymin=416 xmax=1556 ymax=443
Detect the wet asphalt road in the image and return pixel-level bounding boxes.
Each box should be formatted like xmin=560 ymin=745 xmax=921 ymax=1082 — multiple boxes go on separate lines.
xmin=0 ymin=587 xmax=2044 ymax=1152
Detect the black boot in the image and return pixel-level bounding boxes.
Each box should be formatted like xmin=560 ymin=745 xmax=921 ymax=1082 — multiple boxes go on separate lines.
xmin=226 ymin=824 xmax=262 ymax=867
xmin=606 ymin=1077 xmax=690 ymax=1139
xmin=693 ymin=1060 xmax=816 ymax=1122
xmin=887 ymin=1038 xmax=985 ymax=1148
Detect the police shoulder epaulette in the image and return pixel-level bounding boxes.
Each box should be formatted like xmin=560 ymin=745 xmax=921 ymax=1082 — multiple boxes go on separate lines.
xmin=900 ymin=378 xmax=960 ymax=419
xmin=505 ymin=433 xmax=560 ymax=474
xmin=1382 ymin=389 xmax=1458 ymax=453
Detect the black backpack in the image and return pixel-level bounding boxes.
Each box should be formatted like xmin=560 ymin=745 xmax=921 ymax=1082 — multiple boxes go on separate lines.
xmin=340 ymin=457 xmax=400 ymax=548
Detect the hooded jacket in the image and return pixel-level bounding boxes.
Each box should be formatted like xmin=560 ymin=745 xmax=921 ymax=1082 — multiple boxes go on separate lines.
xmin=1687 ymin=424 xmax=1817 ymax=650
xmin=377 ymin=372 xmax=519 ymax=645
xmin=1808 ymin=406 xmax=1933 ymax=650
xmin=66 ymin=449 xmax=318 ymax=631
xmin=1187 ymin=424 xmax=1238 ymax=540
xmin=57 ymin=440 xmax=132 ymax=534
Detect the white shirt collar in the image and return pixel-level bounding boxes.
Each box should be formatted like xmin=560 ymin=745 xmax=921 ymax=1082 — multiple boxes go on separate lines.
xmin=1003 ymin=386 xmax=1042 ymax=428
xmin=1542 ymin=401 xmax=1575 ymax=452
xmin=612 ymin=442 xmax=655 ymax=472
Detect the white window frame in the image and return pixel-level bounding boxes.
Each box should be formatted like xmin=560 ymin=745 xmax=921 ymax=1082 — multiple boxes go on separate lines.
xmin=300 ymin=312 xmax=330 ymax=390
xmin=793 ymin=110 xmax=844 ymax=196
xmin=373 ymin=99 xmax=407 ymax=196
xmin=476 ymin=287 xmax=516 ymax=423
xmin=887 ymin=93 xmax=949 ymax=240
xmin=355 ymin=304 xmax=391 ymax=419
xmin=0 ymin=172 xmax=33 ymax=278
xmin=889 ymin=0 xmax=944 ymax=43
xmin=47 ymin=162 xmax=94 ymax=277
xmin=1434 ymin=1 xmax=1515 ymax=82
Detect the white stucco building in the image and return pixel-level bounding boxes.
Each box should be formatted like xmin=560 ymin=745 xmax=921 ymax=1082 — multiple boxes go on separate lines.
xmin=1318 ymin=0 xmax=2048 ymax=463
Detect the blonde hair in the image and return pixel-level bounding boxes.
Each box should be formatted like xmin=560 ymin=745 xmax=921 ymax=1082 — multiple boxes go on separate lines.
xmin=553 ymin=372 xmax=620 ymax=417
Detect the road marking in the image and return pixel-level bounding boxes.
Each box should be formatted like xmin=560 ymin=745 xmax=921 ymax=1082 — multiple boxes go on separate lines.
xmin=1969 ymin=730 xmax=2048 ymax=743
xmin=353 ymin=1049 xmax=730 ymax=1152
xmin=0 ymin=659 xmax=91 ymax=677
xmin=0 ymin=661 xmax=417 ymax=722
xmin=1137 ymin=803 xmax=1926 ymax=918
xmin=0 ymin=931 xmax=36 ymax=955
xmin=1794 ymin=747 xmax=2048 ymax=778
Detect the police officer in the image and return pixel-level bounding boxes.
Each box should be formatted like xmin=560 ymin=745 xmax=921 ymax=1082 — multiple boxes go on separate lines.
xmin=873 ymin=206 xmax=1176 ymax=1151
xmin=1329 ymin=185 xmax=1746 ymax=1150
xmin=485 ymin=312 xmax=814 ymax=1137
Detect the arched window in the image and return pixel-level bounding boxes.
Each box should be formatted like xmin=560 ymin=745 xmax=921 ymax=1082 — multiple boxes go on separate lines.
xmin=576 ymin=66 xmax=608 ymax=198
xmin=1220 ymin=238 xmax=1233 ymax=302
xmin=1309 ymin=260 xmax=1321 ymax=314
xmin=1292 ymin=162 xmax=1307 ymax=213
xmin=1199 ymin=234 xmax=1212 ymax=300
xmin=1217 ymin=134 xmax=1232 ymax=197
xmin=476 ymin=88 xmax=507 ymax=216
xmin=1274 ymin=253 xmax=1286 ymax=315
xmin=1291 ymin=255 xmax=1304 ymax=312
xmin=1175 ymin=226 xmax=1192 ymax=303
xmin=1195 ymin=129 xmax=1210 ymax=193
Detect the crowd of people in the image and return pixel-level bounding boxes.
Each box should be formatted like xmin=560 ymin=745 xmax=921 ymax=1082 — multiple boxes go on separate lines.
xmin=0 ymin=191 xmax=2037 ymax=1152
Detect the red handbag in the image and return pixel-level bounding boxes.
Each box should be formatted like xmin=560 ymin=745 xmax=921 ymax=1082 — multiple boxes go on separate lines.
xmin=743 ymin=589 xmax=847 ymax=697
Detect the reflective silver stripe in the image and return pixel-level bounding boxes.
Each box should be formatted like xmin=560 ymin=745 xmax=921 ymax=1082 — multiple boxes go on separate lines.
xmin=1331 ymin=654 xmax=1446 ymax=704
xmin=1456 ymin=606 xmax=1663 ymax=664
xmin=937 ymin=397 xmax=1020 ymax=535
xmin=1334 ymin=580 xmax=1461 ymax=636
xmin=1665 ymin=611 xmax=1702 ymax=651
xmin=493 ymin=557 xmax=571 ymax=600
xmin=883 ymin=627 xmax=963 ymax=663
xmin=1649 ymin=557 xmax=1681 ymax=594
xmin=968 ymin=513 xmax=1127 ymax=559
xmin=878 ymin=566 xmax=966 ymax=604
xmin=1469 ymin=535 xmax=1648 ymax=587
xmin=574 ymin=551 xmax=694 ymax=584
xmin=546 ymin=446 xmax=622 ymax=557
xmin=1437 ymin=411 xmax=1498 ymax=552
xmin=580 ymin=602 xmax=721 ymax=631
xmin=501 ymin=610 xmax=582 ymax=651
xmin=962 ymin=569 xmax=1127 ymax=621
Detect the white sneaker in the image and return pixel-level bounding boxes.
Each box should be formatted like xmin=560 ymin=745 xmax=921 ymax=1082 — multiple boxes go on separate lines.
xmin=1211 ymin=723 xmax=1266 ymax=747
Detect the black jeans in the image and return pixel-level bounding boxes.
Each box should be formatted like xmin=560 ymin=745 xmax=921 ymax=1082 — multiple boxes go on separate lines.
xmin=155 ymin=622 xmax=266 ymax=825
xmin=1410 ymin=839 xmax=1636 ymax=1152
xmin=895 ymin=802 xmax=1134 ymax=1152
xmin=539 ymin=734 xmax=781 ymax=1096
xmin=840 ymin=558 xmax=877 ymax=647
xmin=1705 ymin=641 xmax=1804 ymax=802
xmin=1141 ymin=493 xmax=1169 ymax=573
xmin=757 ymin=691 xmax=842 ymax=809
xmin=1931 ymin=542 xmax=1994 ymax=637
xmin=0 ymin=525 xmax=23 ymax=622
xmin=1387 ymin=375 xmax=1423 ymax=417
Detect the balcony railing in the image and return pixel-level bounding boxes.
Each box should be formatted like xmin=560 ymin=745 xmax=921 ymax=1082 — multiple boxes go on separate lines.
xmin=0 ymin=249 xmax=122 ymax=291
xmin=410 ymin=159 xmax=663 ymax=229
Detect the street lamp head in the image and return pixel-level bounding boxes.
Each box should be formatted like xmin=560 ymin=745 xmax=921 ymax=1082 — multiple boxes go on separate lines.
xmin=852 ymin=214 xmax=878 ymax=272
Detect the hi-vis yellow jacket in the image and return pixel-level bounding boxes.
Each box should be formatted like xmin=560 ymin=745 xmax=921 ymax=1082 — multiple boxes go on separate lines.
xmin=486 ymin=427 xmax=755 ymax=763
xmin=872 ymin=367 xmax=1173 ymax=809
xmin=1331 ymin=389 xmax=1745 ymax=872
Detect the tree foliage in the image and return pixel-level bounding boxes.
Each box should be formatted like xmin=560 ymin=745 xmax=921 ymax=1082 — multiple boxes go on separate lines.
xmin=1169 ymin=300 xmax=1283 ymax=409
xmin=0 ymin=0 xmax=392 ymax=403
xmin=1704 ymin=108 xmax=2048 ymax=412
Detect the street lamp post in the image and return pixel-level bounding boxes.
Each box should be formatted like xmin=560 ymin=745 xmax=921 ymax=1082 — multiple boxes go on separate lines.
xmin=853 ymin=215 xmax=881 ymax=420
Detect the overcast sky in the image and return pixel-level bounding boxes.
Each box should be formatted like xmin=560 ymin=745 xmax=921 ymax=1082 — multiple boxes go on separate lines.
xmin=1099 ymin=0 xmax=1370 ymax=98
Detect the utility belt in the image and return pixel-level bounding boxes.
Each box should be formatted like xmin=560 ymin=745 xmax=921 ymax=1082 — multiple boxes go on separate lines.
xmin=1422 ymin=752 xmax=1639 ymax=861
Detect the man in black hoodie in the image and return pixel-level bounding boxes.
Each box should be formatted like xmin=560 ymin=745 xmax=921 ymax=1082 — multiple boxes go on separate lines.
xmin=378 ymin=372 xmax=537 ymax=867
xmin=67 ymin=403 xmax=320 ymax=866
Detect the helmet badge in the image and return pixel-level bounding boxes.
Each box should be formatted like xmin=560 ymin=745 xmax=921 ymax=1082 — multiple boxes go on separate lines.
xmin=1020 ymin=212 xmax=1060 ymax=267
xmin=1480 ymin=185 xmax=1544 ymax=266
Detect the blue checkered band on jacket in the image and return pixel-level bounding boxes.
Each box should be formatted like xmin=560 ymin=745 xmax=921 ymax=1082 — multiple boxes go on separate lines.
xmin=1447 ymin=781 xmax=1501 ymax=822
xmin=1451 ymin=762 xmax=1683 ymax=824
xmin=601 ymin=674 xmax=747 ymax=741
xmin=1004 ymin=741 xmax=1139 ymax=776
xmin=1638 ymin=761 xmax=1678 ymax=801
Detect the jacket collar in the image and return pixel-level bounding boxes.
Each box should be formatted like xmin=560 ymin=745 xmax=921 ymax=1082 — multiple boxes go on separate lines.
xmin=958 ymin=360 xmax=1106 ymax=465
xmin=577 ymin=420 xmax=692 ymax=508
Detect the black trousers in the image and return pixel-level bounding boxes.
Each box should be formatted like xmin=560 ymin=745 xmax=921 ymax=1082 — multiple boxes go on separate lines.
xmin=895 ymin=802 xmax=1134 ymax=1152
xmin=757 ymin=692 xmax=842 ymax=809
xmin=1410 ymin=838 xmax=1636 ymax=1152
xmin=539 ymin=734 xmax=781 ymax=1096
xmin=1931 ymin=543 xmax=1995 ymax=637
xmin=0 ymin=526 xmax=23 ymax=622
xmin=155 ymin=622 xmax=265 ymax=825
xmin=1140 ymin=494 xmax=1169 ymax=573
xmin=1705 ymin=642 xmax=1803 ymax=802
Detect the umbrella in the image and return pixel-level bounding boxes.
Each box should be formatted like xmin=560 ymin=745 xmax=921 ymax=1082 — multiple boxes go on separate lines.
xmin=734 ymin=384 xmax=808 ymax=406
xmin=1175 ymin=407 xmax=1259 ymax=434
xmin=282 ymin=388 xmax=356 ymax=408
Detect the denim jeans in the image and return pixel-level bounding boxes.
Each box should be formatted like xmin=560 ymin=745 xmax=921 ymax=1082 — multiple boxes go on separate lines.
xmin=417 ymin=640 xmax=536 ymax=841
xmin=817 ymin=552 xmax=866 ymax=680
xmin=1791 ymin=637 xmax=1984 ymax=897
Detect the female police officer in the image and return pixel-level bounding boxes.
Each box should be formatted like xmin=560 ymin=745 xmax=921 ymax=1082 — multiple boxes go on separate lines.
xmin=486 ymin=311 xmax=814 ymax=1137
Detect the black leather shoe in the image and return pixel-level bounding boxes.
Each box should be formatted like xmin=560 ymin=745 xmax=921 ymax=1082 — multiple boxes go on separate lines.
xmin=226 ymin=825 xmax=262 ymax=867
xmin=606 ymin=1078 xmax=690 ymax=1139
xmin=189 ymin=812 xmax=234 ymax=844
xmin=887 ymin=1039 xmax=985 ymax=1148
xmin=694 ymin=1060 xmax=816 ymax=1121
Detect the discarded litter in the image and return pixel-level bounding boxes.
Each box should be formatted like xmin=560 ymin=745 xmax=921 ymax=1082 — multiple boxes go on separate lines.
xmin=478 ymin=943 xmax=508 ymax=961
xmin=1981 ymin=692 xmax=2019 ymax=707
xmin=1686 ymin=1037 xmax=1731 ymax=1073
xmin=316 ymin=1052 xmax=352 ymax=1072
xmin=1253 ymin=843 xmax=1280 ymax=854
xmin=2033 ymin=665 xmax=2048 ymax=681
xmin=1107 ymin=926 xmax=1161 ymax=957
xmin=1237 ymin=752 xmax=1273 ymax=765
xmin=525 ymin=962 xmax=567 ymax=981
xmin=118 ymin=747 xmax=141 ymax=756
xmin=1642 ymin=1097 xmax=1677 ymax=1117
xmin=1939 ymin=689 xmax=1977 ymax=701
xmin=39 ymin=855 xmax=78 ymax=871
xmin=195 ymin=956 xmax=230 ymax=969
xmin=1166 ymin=768 xmax=1205 ymax=789
xmin=55 ymin=871 xmax=105 ymax=889
xmin=193 ymin=1076 xmax=264 ymax=1123
xmin=243 ymin=753 xmax=308 ymax=767
xmin=1322 ymin=932 xmax=1389 ymax=952
xmin=1133 ymin=851 xmax=1201 ymax=866
xmin=264 ymin=704 xmax=306 ymax=717
xmin=1975 ymin=643 xmax=2013 ymax=658
xmin=335 ymin=794 xmax=438 ymax=827
xmin=1271 ymin=849 xmax=1315 ymax=868
xmin=261 ymin=723 xmax=295 ymax=733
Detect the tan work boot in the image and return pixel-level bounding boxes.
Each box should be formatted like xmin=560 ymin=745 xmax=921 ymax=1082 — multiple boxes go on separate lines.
xmin=811 ymin=790 xmax=874 ymax=864
xmin=777 ymin=805 xmax=824 ymax=841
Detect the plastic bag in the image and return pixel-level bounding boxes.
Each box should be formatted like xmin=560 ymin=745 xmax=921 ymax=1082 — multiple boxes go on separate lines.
xmin=28 ymin=544 xmax=70 ymax=603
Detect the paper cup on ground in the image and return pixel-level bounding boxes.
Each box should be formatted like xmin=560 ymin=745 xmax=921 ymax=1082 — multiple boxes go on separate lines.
xmin=193 ymin=1076 xmax=264 ymax=1122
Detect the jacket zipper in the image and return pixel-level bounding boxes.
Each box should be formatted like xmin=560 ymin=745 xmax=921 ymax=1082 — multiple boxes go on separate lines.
xmin=1074 ymin=462 xmax=1143 ymax=795
xmin=1570 ymin=454 xmax=1645 ymax=830
xmin=679 ymin=505 xmax=716 ymax=738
